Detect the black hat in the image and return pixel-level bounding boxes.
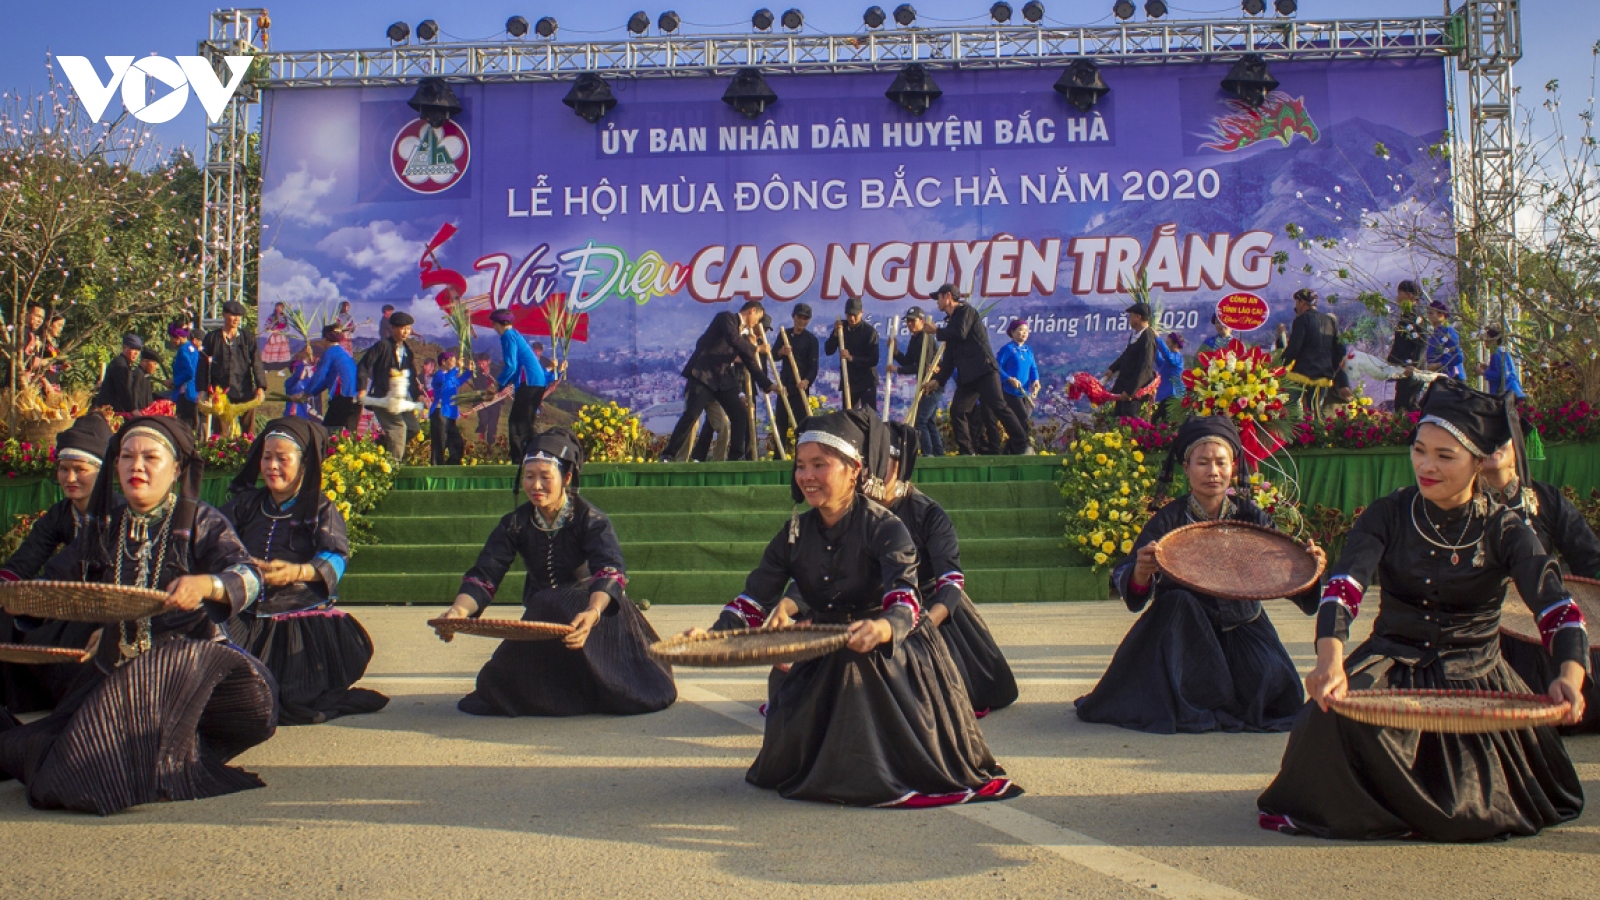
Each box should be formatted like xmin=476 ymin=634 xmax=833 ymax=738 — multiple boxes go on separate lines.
xmin=222 ymin=300 xmax=248 ymax=316
xmin=86 ymin=415 xmax=203 ymax=542
xmin=791 ymin=409 xmax=875 ymax=503
xmin=844 ymin=296 xmax=863 ymax=315
xmin=230 ymin=417 xmax=331 ymax=525
xmin=933 ymin=283 xmax=960 ymax=300
xmin=1293 ymin=288 xmax=1319 ymax=305
xmin=121 ymin=332 xmax=144 ymax=351
xmin=322 ymin=322 xmax=345 ymax=340
xmin=1416 ymin=380 xmax=1514 ymax=458
xmin=140 ymin=347 xmax=164 ymax=364
xmin=904 ymin=306 xmax=926 ymax=322
xmin=1125 ymin=302 xmax=1153 ymax=319
xmin=388 ymin=311 xmax=415 ymax=327
xmin=793 ymin=303 xmax=813 ymax=319
xmin=55 ymin=414 xmax=113 ymax=466
xmin=1153 ymin=415 xmax=1245 ymax=506
xmin=523 ymin=427 xmax=585 ymax=477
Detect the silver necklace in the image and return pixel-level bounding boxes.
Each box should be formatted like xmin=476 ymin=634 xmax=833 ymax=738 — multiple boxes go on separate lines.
xmin=1409 ymin=493 xmax=1481 ymax=566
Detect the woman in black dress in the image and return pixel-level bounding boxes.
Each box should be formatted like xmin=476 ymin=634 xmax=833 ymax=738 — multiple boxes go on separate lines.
xmin=1258 ymin=382 xmax=1587 ymax=841
xmin=1075 ymin=416 xmax=1323 ymax=734
xmin=434 ymin=429 xmax=675 ymax=717
xmin=0 ymin=414 xmax=116 ymax=711
xmin=0 ymin=415 xmax=278 ymax=815
xmin=221 ymin=417 xmax=388 ymax=725
xmin=877 ymin=420 xmax=1018 ymax=715
xmin=1479 ymin=428 xmax=1600 ymax=732
xmin=702 ymin=410 xmax=1019 ymax=807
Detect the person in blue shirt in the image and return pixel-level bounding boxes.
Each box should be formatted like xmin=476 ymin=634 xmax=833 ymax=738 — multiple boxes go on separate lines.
xmin=491 ymin=308 xmax=550 ymax=464
xmin=1153 ymin=331 xmax=1188 ymax=422
xmin=995 ymin=319 xmax=1040 ymax=447
xmin=429 ymin=350 xmax=473 ymax=466
xmin=1200 ymin=314 xmax=1233 ymax=352
xmin=283 ymin=349 xmax=317 ymax=419
xmin=1477 ymin=327 xmax=1525 ymax=400
xmin=168 ymin=322 xmax=204 ymax=428
xmin=1424 ymin=299 xmax=1465 ymax=381
xmin=296 ymin=322 xmax=362 ymax=433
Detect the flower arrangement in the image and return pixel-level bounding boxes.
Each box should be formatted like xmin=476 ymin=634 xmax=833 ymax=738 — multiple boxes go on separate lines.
xmin=0 ymin=509 xmax=46 ymax=560
xmin=1058 ymin=427 xmax=1157 ymax=569
xmin=323 ymin=433 xmax=397 ymax=544
xmin=1522 ymin=400 xmax=1600 ymax=445
xmin=1294 ymin=407 xmax=1418 ymax=450
xmin=1248 ymin=472 xmax=1303 ymax=535
xmin=198 ymin=432 xmax=254 ymax=471
xmin=1180 ymin=338 xmax=1293 ymax=462
xmin=573 ymin=401 xmax=648 ymax=463
xmin=1120 ymin=416 xmax=1176 ymax=452
xmin=0 ymin=439 xmax=57 ymax=479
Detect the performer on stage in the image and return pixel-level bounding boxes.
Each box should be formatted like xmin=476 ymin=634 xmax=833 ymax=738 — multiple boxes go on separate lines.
xmin=429 ymin=350 xmax=471 ymax=466
xmin=1152 ymin=332 xmax=1187 ymax=422
xmin=197 ymin=301 xmax=268 ymax=435
xmin=489 ymin=308 xmax=550 ymax=465
xmin=1386 ymin=281 xmax=1429 ymax=412
xmin=1424 ymin=299 xmax=1466 ymax=382
xmin=0 ymin=415 xmax=277 ymax=816
xmin=825 ymin=297 xmax=881 ymax=411
xmin=660 ymin=302 xmax=773 ymax=463
xmin=995 ymin=319 xmax=1040 ymax=440
xmin=169 ymin=323 xmax=203 ymax=428
xmin=1201 ymin=314 xmax=1233 ymax=352
xmin=1478 ymin=328 xmax=1526 ymax=399
xmin=1103 ymin=302 xmax=1158 ymax=420
xmin=1258 ymin=381 xmax=1586 ymax=841
xmin=262 ymin=301 xmax=293 ymax=368
xmin=357 ymin=311 xmax=425 ymax=461
xmin=702 ymin=410 xmax=1020 ymax=807
xmin=471 ymin=353 xmax=504 ymax=449
xmin=434 ymin=430 xmax=675 ymax=717
xmin=892 ymin=307 xmax=943 ymax=457
xmin=221 ymin=418 xmax=388 ymax=726
xmin=92 ymin=333 xmax=147 ymax=414
xmin=773 ymin=303 xmax=819 ymax=439
xmin=1479 ymin=427 xmax=1600 ymax=732
xmin=1282 ymin=289 xmax=1345 ymax=412
xmin=925 ymin=284 xmax=1029 ymax=455
xmin=298 ymin=323 xmax=360 ymax=432
xmin=1076 ymin=416 xmax=1322 ymax=734
xmin=283 ymin=348 xmax=317 ymax=419
xmin=878 ymin=419 xmax=1018 ymax=715
xmin=0 ymin=414 xmax=117 ymax=712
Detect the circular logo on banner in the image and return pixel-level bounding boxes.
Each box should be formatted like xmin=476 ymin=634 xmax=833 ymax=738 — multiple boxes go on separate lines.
xmin=1215 ymin=292 xmax=1269 ymax=331
xmin=391 ymin=120 xmax=470 ymax=194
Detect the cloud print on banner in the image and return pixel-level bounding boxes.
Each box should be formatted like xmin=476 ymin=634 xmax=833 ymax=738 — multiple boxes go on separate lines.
xmin=316 ymin=221 xmax=428 ymax=297
xmin=262 ymin=163 xmax=337 ymax=226
xmin=260 ymin=247 xmax=341 ymax=309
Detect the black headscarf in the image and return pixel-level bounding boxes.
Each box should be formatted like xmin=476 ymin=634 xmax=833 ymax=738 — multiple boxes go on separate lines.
xmin=229 ymin=416 xmax=330 ymax=525
xmin=520 ymin=428 xmax=585 ymax=492
xmin=55 ymin=413 xmax=114 ymax=466
xmin=886 ymin=421 xmax=920 ymax=484
xmin=1416 ymin=379 xmax=1529 ymax=490
xmin=86 ymin=415 xmax=203 ymax=541
xmin=1152 ymin=415 xmax=1246 ymax=508
xmin=791 ymin=409 xmax=879 ymax=503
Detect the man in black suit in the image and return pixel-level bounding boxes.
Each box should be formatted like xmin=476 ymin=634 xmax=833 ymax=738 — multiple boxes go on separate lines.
xmin=1105 ymin=302 xmax=1159 ymax=419
xmin=1385 ymin=280 xmax=1428 ymax=412
xmin=196 ymin=300 xmax=268 ymax=435
xmin=922 ymin=283 xmax=1029 ymax=455
xmin=772 ymin=303 xmax=819 ymax=438
xmin=1282 ymin=288 xmax=1346 ymax=411
xmin=825 ymin=296 xmax=881 ymax=411
xmin=358 ymin=310 xmax=426 ymax=460
xmin=661 ymin=301 xmax=774 ymax=462
xmin=93 ymin=333 xmax=146 ymax=414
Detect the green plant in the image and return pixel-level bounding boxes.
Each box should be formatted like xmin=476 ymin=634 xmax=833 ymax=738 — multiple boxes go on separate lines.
xmin=1058 ymin=427 xmax=1157 ymax=570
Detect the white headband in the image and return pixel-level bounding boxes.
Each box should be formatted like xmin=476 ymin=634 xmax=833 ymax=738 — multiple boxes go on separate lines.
xmin=798 ymin=430 xmax=861 ymax=461
xmin=56 ymin=447 xmax=102 ymax=466
xmin=1418 ymin=415 xmax=1487 ymax=458
xmin=263 ymin=430 xmax=303 ymax=450
xmin=522 ymin=451 xmax=564 ymax=468
xmin=122 ymin=426 xmax=178 ymax=460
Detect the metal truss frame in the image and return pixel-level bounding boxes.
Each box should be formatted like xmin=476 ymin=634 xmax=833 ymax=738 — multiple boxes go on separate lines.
xmin=1453 ymin=1 xmax=1521 ymax=318
xmin=197 ymin=8 xmax=268 ymax=323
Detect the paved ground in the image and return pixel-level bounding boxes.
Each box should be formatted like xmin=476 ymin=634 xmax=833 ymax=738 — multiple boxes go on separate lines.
xmin=3 ymin=602 xmax=1596 ymax=899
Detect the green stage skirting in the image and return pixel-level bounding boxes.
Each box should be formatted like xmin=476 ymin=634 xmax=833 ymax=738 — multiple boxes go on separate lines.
xmin=0 ymin=474 xmax=237 ymax=526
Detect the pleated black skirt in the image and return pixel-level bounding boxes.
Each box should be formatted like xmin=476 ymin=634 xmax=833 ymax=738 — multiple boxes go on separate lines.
xmin=1074 ymin=589 xmax=1304 ymax=734
xmin=225 ymin=608 xmax=389 ymax=726
xmin=0 ymin=636 xmax=279 ymax=815
xmin=457 ymin=587 xmax=677 ymax=717
xmin=1499 ymin=634 xmax=1600 ymax=734
xmin=936 ymin=589 xmax=1019 ymax=715
xmin=1257 ymin=649 xmax=1585 ymax=841
xmin=748 ymin=618 xmax=1021 ymax=808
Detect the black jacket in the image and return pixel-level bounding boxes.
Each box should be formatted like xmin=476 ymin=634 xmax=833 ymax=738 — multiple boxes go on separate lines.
xmin=92 ymin=353 xmax=142 ymax=413
xmin=1283 ymin=309 xmax=1345 ymax=381
xmin=1508 ymin=481 xmax=1600 ymax=580
xmin=0 ymin=497 xmax=124 ymax=581
xmin=458 ymin=496 xmax=629 ymax=609
xmin=1386 ymin=311 xmax=1428 ymax=367
xmin=682 ymin=311 xmax=772 ymax=394
xmin=778 ymin=326 xmax=819 ymax=389
xmin=197 ymin=328 xmax=266 ymax=401
xmin=934 ymin=303 xmax=999 ymax=387
xmin=358 ymin=336 xmax=425 ymax=400
xmin=1106 ymin=328 xmax=1158 ymax=396
xmin=825 ymin=320 xmax=881 ymax=391
xmin=894 ymin=332 xmax=937 ymax=377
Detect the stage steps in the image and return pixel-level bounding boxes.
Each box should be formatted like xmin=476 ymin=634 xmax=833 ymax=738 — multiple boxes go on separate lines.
xmin=339 ymin=458 xmax=1107 ymax=605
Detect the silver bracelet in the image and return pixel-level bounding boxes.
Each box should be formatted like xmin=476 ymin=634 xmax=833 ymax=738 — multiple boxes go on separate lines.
xmin=209 ymin=575 xmax=226 ymax=601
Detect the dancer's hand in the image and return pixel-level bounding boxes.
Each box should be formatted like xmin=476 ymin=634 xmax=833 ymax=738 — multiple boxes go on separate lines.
xmin=1552 ymin=661 xmax=1587 ymax=725
xmin=164 ymin=575 xmax=216 ymax=611
xmin=918 ymin=379 xmax=936 ymax=395
xmin=1130 ymin=543 xmax=1159 ymax=586
xmin=565 ymin=608 xmax=601 ymax=650
xmin=845 ymin=618 xmax=892 ymax=654
xmin=258 ymin=559 xmax=309 ymax=588
xmin=928 ymin=604 xmax=950 ymax=627
xmin=1305 ymin=637 xmax=1347 ymax=711
xmin=434 ymin=595 xmax=477 ymax=642
xmin=1305 ymin=540 xmax=1327 ymax=574
xmin=763 ymin=597 xmax=799 ymax=629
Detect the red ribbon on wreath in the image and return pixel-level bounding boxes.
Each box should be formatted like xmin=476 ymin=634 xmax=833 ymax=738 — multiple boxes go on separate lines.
xmin=1067 ymin=372 xmax=1161 ymax=405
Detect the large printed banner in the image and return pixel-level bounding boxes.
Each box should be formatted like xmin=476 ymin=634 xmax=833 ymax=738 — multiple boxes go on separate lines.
xmin=258 ymin=59 xmax=1450 ymax=424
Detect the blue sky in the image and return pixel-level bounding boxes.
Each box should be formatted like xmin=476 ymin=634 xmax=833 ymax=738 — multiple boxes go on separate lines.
xmin=2 ymin=1 xmax=1594 ymax=155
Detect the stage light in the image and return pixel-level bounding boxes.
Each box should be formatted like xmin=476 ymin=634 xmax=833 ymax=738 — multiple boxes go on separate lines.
xmin=885 ymin=63 xmax=941 ymax=116
xmin=627 ymin=11 xmax=650 ymax=35
xmin=1274 ymin=0 xmax=1297 ymax=14
xmin=1221 ymin=53 xmax=1278 ymax=108
xmin=1241 ymin=0 xmax=1266 ymax=15
xmin=1145 ymin=0 xmax=1167 ymax=18
xmin=893 ymin=5 xmax=917 ymax=27
xmin=658 ymin=12 xmax=680 ymax=33
xmin=1022 ymin=1 xmax=1045 ymax=22
xmin=753 ymin=9 xmax=775 ymax=31
xmin=724 ymin=68 xmax=778 ymax=119
xmin=781 ymin=9 xmax=804 ymax=30
xmin=408 ymin=77 xmax=462 ymax=127
xmin=535 ymin=17 xmax=558 ymax=38
xmin=563 ymin=73 xmax=617 ymax=123
xmin=1053 ymin=58 xmax=1108 ymax=112
xmin=990 ymin=2 xmax=1012 ymax=24
xmin=386 ymin=22 xmax=410 ymax=44
xmin=507 ymin=16 xmax=530 ymax=38
xmin=863 ymin=6 xmax=887 ymax=29
xmin=416 ymin=20 xmax=439 ymax=42
xmin=1112 ymin=1 xmax=1135 ymax=21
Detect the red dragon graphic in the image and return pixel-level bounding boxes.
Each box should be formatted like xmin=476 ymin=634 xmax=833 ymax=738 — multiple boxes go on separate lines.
xmin=1202 ymin=92 xmax=1320 ymax=153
